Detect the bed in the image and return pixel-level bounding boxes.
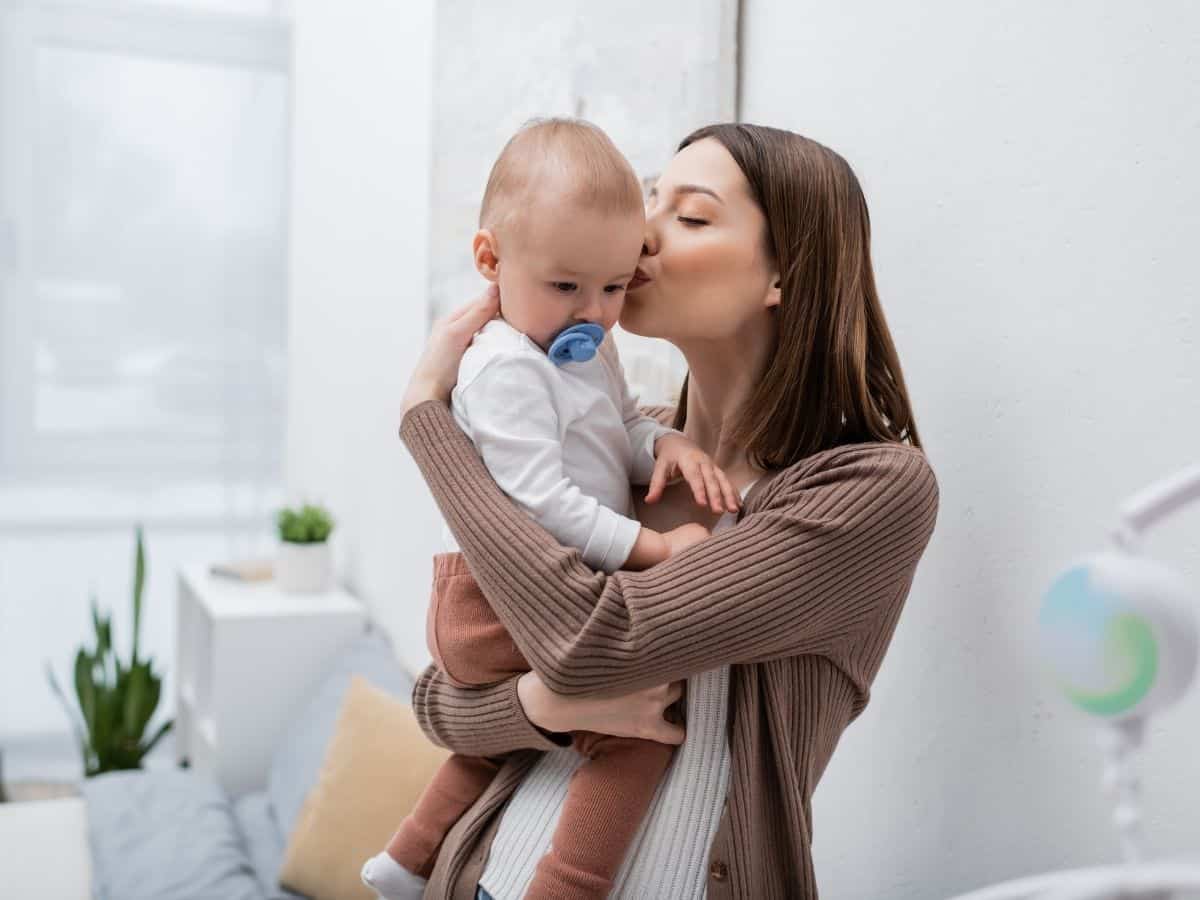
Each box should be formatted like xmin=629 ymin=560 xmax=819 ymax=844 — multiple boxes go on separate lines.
xmin=0 ymin=625 xmax=414 ymax=900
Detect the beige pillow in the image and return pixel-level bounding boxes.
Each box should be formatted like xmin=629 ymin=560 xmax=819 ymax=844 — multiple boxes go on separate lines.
xmin=280 ymin=674 xmax=451 ymax=900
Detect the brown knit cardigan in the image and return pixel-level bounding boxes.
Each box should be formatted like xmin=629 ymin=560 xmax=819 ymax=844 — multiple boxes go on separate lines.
xmin=398 ymin=399 xmax=939 ymax=899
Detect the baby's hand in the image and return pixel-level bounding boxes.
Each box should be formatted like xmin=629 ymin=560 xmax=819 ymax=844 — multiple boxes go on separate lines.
xmin=663 ymin=522 xmax=711 ymax=557
xmin=646 ymin=433 xmax=741 ymax=514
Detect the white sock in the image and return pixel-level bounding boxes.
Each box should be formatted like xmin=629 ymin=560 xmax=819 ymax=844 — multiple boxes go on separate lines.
xmin=360 ymin=851 xmax=428 ymax=900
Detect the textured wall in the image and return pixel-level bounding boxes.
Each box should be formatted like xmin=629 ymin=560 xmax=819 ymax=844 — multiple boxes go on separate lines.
xmin=428 ymin=0 xmax=738 ymax=405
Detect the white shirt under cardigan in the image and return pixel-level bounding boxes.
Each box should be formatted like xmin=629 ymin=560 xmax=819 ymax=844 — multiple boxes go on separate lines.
xmin=441 ymin=316 xmax=678 ymax=573
xmin=479 ymin=480 xmax=757 ymax=900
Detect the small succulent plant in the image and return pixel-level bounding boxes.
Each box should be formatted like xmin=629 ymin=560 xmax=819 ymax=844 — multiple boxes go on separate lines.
xmin=276 ymin=503 xmax=335 ymax=544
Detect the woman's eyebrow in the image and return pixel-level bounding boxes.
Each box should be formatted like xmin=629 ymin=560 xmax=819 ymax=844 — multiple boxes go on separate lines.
xmin=647 ymin=184 xmax=724 ymax=204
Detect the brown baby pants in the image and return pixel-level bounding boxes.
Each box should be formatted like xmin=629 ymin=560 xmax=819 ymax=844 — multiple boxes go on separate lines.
xmin=384 ymin=552 xmax=678 ymax=900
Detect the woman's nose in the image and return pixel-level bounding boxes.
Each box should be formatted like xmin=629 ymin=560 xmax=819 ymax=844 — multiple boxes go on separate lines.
xmin=641 ymin=223 xmax=659 ymax=257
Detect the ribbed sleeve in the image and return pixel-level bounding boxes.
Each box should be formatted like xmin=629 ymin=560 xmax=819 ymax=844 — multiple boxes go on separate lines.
xmin=410 ymin=662 xmax=571 ymax=756
xmin=400 ymin=398 xmax=940 ymax=699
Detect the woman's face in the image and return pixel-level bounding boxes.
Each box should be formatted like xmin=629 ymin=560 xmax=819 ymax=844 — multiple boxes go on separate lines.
xmin=621 ymin=137 xmax=779 ymax=343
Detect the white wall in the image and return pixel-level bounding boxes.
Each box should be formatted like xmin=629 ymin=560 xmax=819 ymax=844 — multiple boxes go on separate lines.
xmin=741 ymin=2 xmax=1200 ymax=896
xmin=285 ymin=0 xmax=439 ymax=675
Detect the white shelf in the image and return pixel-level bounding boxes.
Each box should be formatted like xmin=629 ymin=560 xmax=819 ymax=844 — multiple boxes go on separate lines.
xmin=179 ymin=563 xmax=360 ymax=619
xmin=174 ymin=562 xmax=367 ymax=796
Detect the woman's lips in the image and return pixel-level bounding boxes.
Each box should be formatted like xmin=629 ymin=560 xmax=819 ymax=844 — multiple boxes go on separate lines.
xmin=627 ymin=267 xmax=652 ymax=290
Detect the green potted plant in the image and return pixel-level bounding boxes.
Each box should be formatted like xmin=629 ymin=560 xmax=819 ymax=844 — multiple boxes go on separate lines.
xmin=44 ymin=524 xmax=173 ymax=777
xmin=275 ymin=502 xmax=335 ymax=592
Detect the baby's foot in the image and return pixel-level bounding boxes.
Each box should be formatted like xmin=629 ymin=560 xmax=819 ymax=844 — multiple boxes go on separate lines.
xmin=360 ymin=851 xmax=428 ymax=900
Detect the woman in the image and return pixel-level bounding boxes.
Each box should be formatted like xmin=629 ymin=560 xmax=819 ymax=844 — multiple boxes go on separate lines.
xmin=398 ymin=123 xmax=940 ymax=900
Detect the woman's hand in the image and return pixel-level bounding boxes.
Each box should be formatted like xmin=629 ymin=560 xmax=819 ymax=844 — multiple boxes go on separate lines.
xmin=517 ymin=670 xmax=686 ymax=745
xmin=401 ymin=284 xmax=501 ymax=417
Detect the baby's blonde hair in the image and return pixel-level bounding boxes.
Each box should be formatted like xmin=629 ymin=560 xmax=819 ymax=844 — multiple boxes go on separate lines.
xmin=479 ymin=117 xmax=644 ymax=236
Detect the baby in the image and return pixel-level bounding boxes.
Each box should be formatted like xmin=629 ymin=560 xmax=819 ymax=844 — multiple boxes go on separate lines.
xmin=362 ymin=118 xmax=731 ymax=900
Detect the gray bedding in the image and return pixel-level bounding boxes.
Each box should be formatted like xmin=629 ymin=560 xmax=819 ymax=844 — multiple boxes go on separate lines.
xmin=84 ymin=769 xmax=266 ymax=900
xmin=234 ymin=791 xmax=306 ymax=900
xmin=81 ymin=625 xmax=414 ymax=900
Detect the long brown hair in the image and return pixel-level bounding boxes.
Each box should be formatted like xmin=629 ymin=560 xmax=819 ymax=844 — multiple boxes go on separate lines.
xmin=672 ymin=123 xmax=923 ymax=468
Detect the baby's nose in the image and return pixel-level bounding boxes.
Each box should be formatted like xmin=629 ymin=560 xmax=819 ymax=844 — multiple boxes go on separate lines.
xmin=575 ymin=298 xmax=604 ymax=322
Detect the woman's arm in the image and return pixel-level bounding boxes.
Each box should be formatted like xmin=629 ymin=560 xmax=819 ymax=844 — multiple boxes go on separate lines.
xmin=400 ymin=398 xmax=940 ymax=697
xmin=410 ymin=662 xmax=571 ymax=755
xmin=411 ymin=664 xmax=689 ymax=753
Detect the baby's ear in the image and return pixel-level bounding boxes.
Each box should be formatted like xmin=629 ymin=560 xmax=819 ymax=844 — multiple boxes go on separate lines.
xmin=473 ymin=229 xmax=500 ymax=282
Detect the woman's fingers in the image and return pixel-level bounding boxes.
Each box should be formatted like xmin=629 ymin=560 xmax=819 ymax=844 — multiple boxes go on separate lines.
xmin=649 ymin=681 xmax=687 ymax=744
xmin=444 ymin=284 xmax=500 ymax=337
xmin=716 ymin=468 xmax=741 ymax=513
xmin=651 ymin=719 xmax=687 ymax=745
xmin=548 ymin=680 xmax=688 ymax=745
xmin=446 ymin=282 xmax=498 ymax=319
xmin=665 ymin=680 xmax=684 ymax=704
xmin=400 ymin=284 xmax=499 ymax=417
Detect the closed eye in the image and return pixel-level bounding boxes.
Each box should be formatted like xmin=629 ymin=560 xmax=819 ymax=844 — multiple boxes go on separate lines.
xmin=677 ymin=216 xmax=708 ymax=227
xmin=551 ymin=282 xmax=578 ymax=293
xmin=604 ymin=284 xmax=626 ymax=293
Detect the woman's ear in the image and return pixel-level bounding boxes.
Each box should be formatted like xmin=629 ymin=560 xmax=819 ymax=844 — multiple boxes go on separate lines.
xmin=473 ymin=229 xmax=500 ymax=282
xmin=765 ymin=273 xmax=782 ymax=310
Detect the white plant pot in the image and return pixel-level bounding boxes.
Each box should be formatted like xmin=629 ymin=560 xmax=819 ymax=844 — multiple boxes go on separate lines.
xmin=276 ymin=540 xmax=332 ymax=593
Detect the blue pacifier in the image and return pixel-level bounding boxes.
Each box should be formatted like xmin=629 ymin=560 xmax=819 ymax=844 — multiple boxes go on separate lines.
xmin=547 ymin=323 xmax=605 ymax=367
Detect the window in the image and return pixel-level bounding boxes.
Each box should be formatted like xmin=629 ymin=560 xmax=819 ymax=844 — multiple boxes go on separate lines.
xmin=0 ymin=2 xmax=290 ymax=528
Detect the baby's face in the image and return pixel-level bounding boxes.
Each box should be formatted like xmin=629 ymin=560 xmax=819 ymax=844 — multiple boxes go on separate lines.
xmin=494 ymin=200 xmax=645 ymax=352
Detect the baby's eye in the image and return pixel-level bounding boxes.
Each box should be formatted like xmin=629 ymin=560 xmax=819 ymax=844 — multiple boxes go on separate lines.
xmin=677 ymin=216 xmax=708 ymax=227
xmin=603 ymin=284 xmax=626 ymax=294
xmin=551 ymin=282 xmax=578 ymax=293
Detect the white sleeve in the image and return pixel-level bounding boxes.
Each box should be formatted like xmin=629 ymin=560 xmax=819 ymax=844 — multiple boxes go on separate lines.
xmin=458 ymin=352 xmax=642 ymax=573
xmin=601 ymin=337 xmax=681 ymax=486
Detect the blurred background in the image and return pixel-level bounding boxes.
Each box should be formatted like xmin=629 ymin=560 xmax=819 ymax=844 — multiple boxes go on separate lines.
xmin=1 ymin=1 xmax=1198 ymax=898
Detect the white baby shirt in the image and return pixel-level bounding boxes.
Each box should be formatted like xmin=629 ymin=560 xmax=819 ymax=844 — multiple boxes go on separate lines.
xmin=440 ymin=316 xmax=678 ymax=574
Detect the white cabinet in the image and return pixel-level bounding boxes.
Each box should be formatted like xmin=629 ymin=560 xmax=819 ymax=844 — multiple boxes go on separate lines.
xmin=174 ymin=564 xmax=366 ymax=797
